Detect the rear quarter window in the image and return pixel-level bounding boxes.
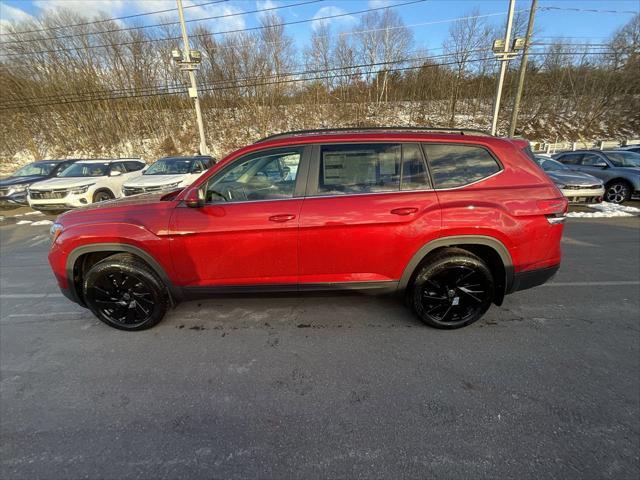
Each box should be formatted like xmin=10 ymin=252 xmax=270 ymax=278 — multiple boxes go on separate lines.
xmin=422 ymin=144 xmax=501 ymax=189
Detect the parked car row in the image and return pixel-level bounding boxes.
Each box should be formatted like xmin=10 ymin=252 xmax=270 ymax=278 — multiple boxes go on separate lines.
xmin=534 ymin=156 xmax=604 ymax=204
xmin=550 ymin=150 xmax=640 ymax=204
xmin=0 ymin=155 xmax=215 ymax=213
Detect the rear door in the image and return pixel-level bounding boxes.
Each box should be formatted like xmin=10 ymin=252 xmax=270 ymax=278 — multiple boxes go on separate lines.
xmin=298 ymin=142 xmax=441 ymax=288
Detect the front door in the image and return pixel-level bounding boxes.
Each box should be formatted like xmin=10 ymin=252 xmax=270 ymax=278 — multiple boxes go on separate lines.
xmin=169 ymin=147 xmax=309 ymax=288
xmin=298 ymin=143 xmax=441 ymax=287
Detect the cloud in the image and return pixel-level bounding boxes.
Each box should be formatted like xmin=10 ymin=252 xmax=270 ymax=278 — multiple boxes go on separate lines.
xmin=33 ymin=0 xmax=126 ymax=17
xmin=0 ymin=2 xmax=35 ymax=33
xmin=368 ymin=0 xmax=393 ymax=7
xmin=311 ymin=6 xmax=356 ymax=31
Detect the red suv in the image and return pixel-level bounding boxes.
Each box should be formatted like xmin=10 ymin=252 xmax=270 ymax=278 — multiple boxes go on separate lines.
xmin=48 ymin=128 xmax=567 ymax=331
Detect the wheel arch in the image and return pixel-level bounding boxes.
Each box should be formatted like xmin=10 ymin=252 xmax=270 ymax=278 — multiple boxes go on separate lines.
xmin=399 ymin=235 xmax=514 ymax=304
xmin=92 ymin=187 xmax=115 ymax=201
xmin=66 ymin=243 xmax=181 ymax=306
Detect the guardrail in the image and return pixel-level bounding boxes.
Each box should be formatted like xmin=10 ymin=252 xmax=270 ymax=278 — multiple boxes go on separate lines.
xmin=531 ymin=138 xmax=640 ymax=154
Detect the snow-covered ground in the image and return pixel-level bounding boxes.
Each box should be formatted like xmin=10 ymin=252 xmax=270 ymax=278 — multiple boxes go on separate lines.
xmin=566 ymin=202 xmax=640 ymax=218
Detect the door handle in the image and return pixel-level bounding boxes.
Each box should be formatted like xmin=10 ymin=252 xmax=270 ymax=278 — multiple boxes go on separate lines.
xmin=390 ymin=207 xmax=418 ymax=216
xmin=269 ymin=214 xmax=296 ymax=222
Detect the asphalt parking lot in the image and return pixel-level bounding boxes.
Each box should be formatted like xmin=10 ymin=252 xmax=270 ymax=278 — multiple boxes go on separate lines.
xmin=1 ymin=213 xmax=639 ymax=479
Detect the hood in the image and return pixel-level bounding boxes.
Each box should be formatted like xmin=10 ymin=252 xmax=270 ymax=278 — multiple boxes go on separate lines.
xmin=0 ymin=175 xmax=46 ymax=187
xmin=123 ymin=173 xmax=189 ymax=188
xmin=546 ymin=170 xmax=603 ymax=186
xmin=29 ymin=176 xmax=102 ymax=189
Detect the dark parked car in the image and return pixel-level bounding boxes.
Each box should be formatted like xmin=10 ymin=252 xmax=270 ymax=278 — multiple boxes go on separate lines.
xmin=617 ymin=145 xmax=640 ymax=154
xmin=49 ymin=128 xmax=567 ymax=331
xmin=552 ymin=150 xmax=640 ymax=203
xmin=0 ymin=160 xmax=78 ymax=209
xmin=534 ymin=156 xmax=604 ymax=204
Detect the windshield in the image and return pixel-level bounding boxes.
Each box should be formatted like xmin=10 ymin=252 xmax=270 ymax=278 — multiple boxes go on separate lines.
xmin=145 ymin=158 xmax=194 ymax=175
xmin=59 ymin=162 xmax=110 ymax=177
xmin=605 ymin=151 xmax=640 ymax=167
xmin=539 ymin=158 xmax=568 ymax=171
xmin=12 ymin=162 xmax=58 ymax=177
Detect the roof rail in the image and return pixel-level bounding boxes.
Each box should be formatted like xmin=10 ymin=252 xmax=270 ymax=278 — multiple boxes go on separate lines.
xmin=255 ymin=126 xmax=493 ymax=143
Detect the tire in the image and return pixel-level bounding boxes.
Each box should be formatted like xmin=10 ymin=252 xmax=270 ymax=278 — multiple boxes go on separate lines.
xmin=83 ymin=253 xmax=169 ymax=331
xmin=604 ymin=181 xmax=631 ymax=204
xmin=93 ymin=189 xmax=114 ymax=203
xmin=410 ymin=248 xmax=494 ymax=329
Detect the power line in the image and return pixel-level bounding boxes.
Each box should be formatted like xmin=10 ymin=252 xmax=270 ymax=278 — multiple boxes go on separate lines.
xmin=0 ymin=0 xmax=427 ymax=58
xmin=0 ymin=0 xmax=323 ymax=45
xmin=0 ymin=1 xmax=229 ymax=36
xmin=538 ymin=6 xmax=639 ymax=15
xmin=1 ymin=49 xmax=620 ymax=110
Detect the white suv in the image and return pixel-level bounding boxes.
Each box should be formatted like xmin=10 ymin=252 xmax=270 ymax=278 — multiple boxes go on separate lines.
xmin=28 ymin=159 xmax=145 ymax=213
xmin=122 ymin=156 xmax=214 ymax=196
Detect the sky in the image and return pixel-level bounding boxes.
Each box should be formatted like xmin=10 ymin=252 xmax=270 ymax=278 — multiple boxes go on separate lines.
xmin=0 ymin=0 xmax=638 ymax=53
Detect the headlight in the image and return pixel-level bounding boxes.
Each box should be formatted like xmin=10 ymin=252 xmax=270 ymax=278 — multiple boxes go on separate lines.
xmin=8 ymin=185 xmax=27 ymax=194
xmin=49 ymin=223 xmax=64 ymax=243
xmin=163 ymin=182 xmax=182 ymax=190
xmin=69 ymin=183 xmax=94 ymax=195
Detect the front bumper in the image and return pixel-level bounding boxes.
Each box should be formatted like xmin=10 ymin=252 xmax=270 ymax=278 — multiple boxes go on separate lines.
xmin=559 ymin=186 xmax=604 ymax=204
xmin=29 ymin=193 xmax=91 ymax=211
xmin=0 ymin=193 xmax=29 ymax=207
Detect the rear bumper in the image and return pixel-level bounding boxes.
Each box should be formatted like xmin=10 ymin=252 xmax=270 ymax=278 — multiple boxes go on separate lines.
xmin=508 ymin=265 xmax=559 ymax=294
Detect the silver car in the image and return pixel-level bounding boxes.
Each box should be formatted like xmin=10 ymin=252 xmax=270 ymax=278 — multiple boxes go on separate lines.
xmin=535 ymin=156 xmax=604 ymax=204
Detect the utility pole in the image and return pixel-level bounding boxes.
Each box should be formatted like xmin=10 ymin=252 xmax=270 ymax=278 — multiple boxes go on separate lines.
xmin=490 ymin=0 xmax=517 ymax=136
xmin=175 ymin=0 xmax=209 ymax=155
xmin=508 ymin=0 xmax=538 ymax=137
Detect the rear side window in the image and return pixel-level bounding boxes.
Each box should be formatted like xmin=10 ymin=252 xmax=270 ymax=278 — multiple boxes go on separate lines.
xmin=423 ymin=144 xmax=500 ymax=189
xmin=557 ymin=153 xmax=582 ymax=165
xmin=318 ymin=144 xmax=401 ymax=195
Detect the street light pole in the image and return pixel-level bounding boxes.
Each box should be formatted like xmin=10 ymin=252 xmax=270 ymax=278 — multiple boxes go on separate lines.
xmin=490 ymin=0 xmax=517 ymax=136
xmin=176 ymin=0 xmax=209 ymax=155
xmin=509 ymin=0 xmax=538 ymax=137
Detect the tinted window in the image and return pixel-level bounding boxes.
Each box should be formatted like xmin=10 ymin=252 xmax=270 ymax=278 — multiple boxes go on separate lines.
xmin=111 ymin=162 xmax=127 ymax=174
xmin=318 ymin=144 xmax=400 ymax=195
xmin=557 ymin=153 xmax=582 ymax=165
xmin=191 ymin=160 xmax=205 ymax=173
xmin=60 ymin=162 xmax=109 ymax=177
xmin=125 ymin=161 xmax=145 ymax=172
xmin=206 ymin=150 xmax=301 ymax=203
xmin=401 ymin=144 xmax=430 ymax=190
xmin=423 ymin=144 xmax=500 ymax=189
xmin=580 ymin=153 xmax=605 ymax=166
xmin=12 ymin=162 xmax=58 ymax=177
xmin=605 ymin=151 xmax=640 ymax=167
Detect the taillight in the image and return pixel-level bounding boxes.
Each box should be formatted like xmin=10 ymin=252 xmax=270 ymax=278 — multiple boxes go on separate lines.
xmin=537 ymin=198 xmax=568 ymax=224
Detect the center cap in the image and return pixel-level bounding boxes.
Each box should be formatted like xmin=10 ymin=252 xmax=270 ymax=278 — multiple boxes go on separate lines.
xmin=448 ymin=289 xmax=456 ymax=298
xmin=123 ymin=293 xmax=131 ymax=301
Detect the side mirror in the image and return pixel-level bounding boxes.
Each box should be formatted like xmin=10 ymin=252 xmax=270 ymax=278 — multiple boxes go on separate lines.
xmin=185 ymin=188 xmax=204 ymax=208
xmin=110 ymin=170 xmax=122 ymax=177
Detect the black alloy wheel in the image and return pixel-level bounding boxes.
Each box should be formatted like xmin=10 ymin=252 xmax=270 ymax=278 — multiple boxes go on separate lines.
xmin=411 ymin=248 xmax=494 ymax=329
xmin=605 ymin=182 xmax=631 ymax=204
xmin=83 ymin=253 xmax=169 ymax=330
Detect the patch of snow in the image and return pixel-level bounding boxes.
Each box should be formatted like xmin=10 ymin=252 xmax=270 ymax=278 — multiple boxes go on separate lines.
xmin=16 ymin=220 xmax=33 ymax=224
xmin=30 ymin=220 xmax=53 ymax=226
xmin=0 ymin=216 xmax=4 ymax=221
xmin=588 ymin=201 xmax=640 ymax=214
xmin=567 ymin=201 xmax=640 ymax=218
xmin=24 ymin=211 xmax=44 ymax=216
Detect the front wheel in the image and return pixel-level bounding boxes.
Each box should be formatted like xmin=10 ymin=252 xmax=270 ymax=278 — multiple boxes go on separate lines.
xmin=83 ymin=253 xmax=169 ymax=330
xmin=93 ymin=190 xmax=114 ymax=203
xmin=605 ymin=181 xmax=631 ymax=204
xmin=410 ymin=248 xmax=494 ymax=329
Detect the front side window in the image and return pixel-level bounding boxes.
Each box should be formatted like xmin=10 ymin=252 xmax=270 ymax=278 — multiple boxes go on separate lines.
xmin=580 ymin=154 xmax=606 ymax=166
xmin=557 ymin=153 xmax=582 ymax=165
xmin=205 ymin=150 xmax=301 ymax=203
xmin=318 ymin=144 xmax=401 ymax=195
xmin=423 ymin=144 xmax=501 ymax=189
xmin=59 ymin=162 xmax=109 ymax=177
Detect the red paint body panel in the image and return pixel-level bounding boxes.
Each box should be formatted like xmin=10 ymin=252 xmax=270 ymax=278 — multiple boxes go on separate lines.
xmin=48 ymin=131 xmax=566 ymax=299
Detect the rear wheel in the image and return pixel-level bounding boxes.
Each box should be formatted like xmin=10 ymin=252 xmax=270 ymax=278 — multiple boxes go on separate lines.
xmin=605 ymin=181 xmax=631 ymax=204
xmin=93 ymin=190 xmax=114 ymax=203
xmin=83 ymin=253 xmax=169 ymax=331
xmin=411 ymin=248 xmax=494 ymax=329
